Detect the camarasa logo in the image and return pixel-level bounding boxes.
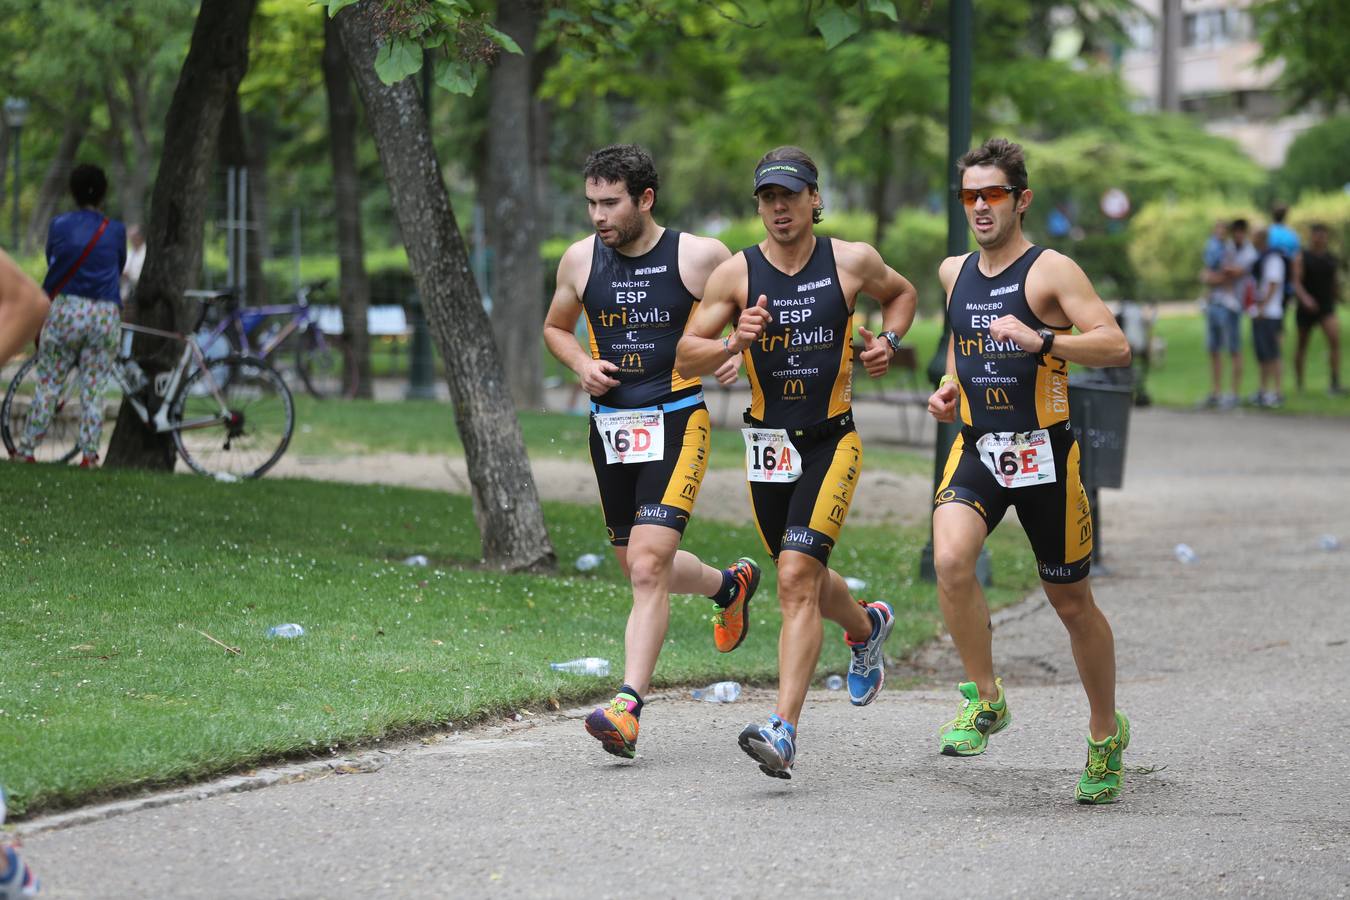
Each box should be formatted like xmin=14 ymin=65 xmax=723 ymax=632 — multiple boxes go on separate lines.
xmin=990 ymin=283 xmax=1020 ymax=297
xmin=634 ymin=265 xmax=667 ymax=276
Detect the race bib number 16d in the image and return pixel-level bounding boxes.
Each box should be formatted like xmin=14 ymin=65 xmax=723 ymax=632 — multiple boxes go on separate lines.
xmin=742 ymin=428 xmax=801 ymax=483
xmin=595 ymin=409 xmax=665 ymax=465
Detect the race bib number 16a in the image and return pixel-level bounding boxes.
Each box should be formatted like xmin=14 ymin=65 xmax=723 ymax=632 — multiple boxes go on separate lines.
xmin=595 ymin=410 xmax=664 ymax=465
xmin=742 ymin=428 xmax=801 ymax=483
xmin=975 ymin=428 xmax=1057 ymax=489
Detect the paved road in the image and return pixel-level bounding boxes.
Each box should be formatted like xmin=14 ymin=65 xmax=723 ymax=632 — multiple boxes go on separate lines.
xmin=19 ymin=407 xmax=1350 ymax=898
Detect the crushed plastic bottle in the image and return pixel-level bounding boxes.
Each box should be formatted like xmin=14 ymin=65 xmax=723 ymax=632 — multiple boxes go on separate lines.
xmin=550 ymin=657 xmax=610 ymax=676
xmin=844 ymin=576 xmax=867 ymax=592
xmin=825 ymin=674 xmax=845 ymax=691
xmin=690 ymin=681 xmax=741 ymax=703
xmin=1174 ymin=543 xmax=1197 ymax=564
xmin=265 ymin=623 xmax=305 ymax=639
xmin=403 ymin=554 xmax=429 ymax=566
xmin=574 ymin=553 xmax=603 ymax=572
xmin=1319 ymin=534 xmax=1341 ymax=551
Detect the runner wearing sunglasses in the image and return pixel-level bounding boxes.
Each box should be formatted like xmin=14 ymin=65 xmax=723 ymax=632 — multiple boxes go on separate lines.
xmin=926 ymin=138 xmax=1134 ymax=803
xmin=677 ymin=145 xmax=917 ymax=778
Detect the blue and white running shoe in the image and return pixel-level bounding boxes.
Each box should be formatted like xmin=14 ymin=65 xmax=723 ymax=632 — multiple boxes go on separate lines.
xmin=738 ymin=715 xmax=797 ymax=779
xmin=0 ymin=846 xmax=38 ymax=899
xmin=846 ymin=601 xmax=894 ymax=706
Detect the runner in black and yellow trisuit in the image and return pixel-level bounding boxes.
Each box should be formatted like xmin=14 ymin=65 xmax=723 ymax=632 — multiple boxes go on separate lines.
xmin=677 ymin=146 xmax=917 ymax=778
xmin=544 ymin=145 xmax=762 ymax=761
xmin=926 ymin=137 xmax=1134 ymax=803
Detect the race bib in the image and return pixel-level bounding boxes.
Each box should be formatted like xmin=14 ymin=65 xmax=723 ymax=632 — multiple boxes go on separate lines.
xmin=595 ymin=410 xmax=664 ymax=465
xmin=742 ymin=428 xmax=802 ymax=483
xmin=975 ymin=428 xmax=1057 ymax=489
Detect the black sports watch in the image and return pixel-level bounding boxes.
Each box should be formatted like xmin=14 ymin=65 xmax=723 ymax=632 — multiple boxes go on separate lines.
xmin=879 ymin=330 xmax=903 ymax=356
xmin=1036 ymin=328 xmax=1055 ymax=357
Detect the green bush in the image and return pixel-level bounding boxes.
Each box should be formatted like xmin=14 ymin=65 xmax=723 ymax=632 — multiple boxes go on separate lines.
xmin=1287 ymin=191 xmax=1350 ymax=256
xmin=1126 ymin=196 xmax=1261 ymax=301
xmin=1274 ymin=116 xmax=1350 ymax=199
xmin=879 ymin=207 xmax=947 ymax=312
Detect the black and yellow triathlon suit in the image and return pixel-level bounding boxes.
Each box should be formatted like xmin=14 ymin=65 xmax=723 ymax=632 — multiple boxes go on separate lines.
xmin=741 ymin=237 xmax=860 ymax=564
xmin=935 ymin=245 xmax=1093 ymax=583
xmin=581 ymin=228 xmax=709 ymax=546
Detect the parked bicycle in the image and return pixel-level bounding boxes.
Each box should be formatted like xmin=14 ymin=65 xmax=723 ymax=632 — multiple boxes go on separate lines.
xmin=194 ymin=282 xmax=355 ymax=400
xmin=2 ymin=296 xmax=294 ymax=480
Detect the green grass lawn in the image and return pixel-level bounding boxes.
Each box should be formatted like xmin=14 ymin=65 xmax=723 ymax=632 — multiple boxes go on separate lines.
xmin=288 ymin=398 xmax=933 ymax=475
xmin=0 ymin=463 xmax=1039 ymax=817
xmin=1143 ymin=306 xmax=1350 ymax=416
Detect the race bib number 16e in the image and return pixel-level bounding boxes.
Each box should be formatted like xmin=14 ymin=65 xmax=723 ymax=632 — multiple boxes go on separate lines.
xmin=975 ymin=428 xmax=1057 ymax=489
xmin=742 ymin=428 xmax=801 ymax=483
xmin=595 ymin=410 xmax=665 ymax=465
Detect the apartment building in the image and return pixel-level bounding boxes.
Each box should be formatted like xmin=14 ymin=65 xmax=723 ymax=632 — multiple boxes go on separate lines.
xmin=1119 ymin=0 xmax=1320 ymax=168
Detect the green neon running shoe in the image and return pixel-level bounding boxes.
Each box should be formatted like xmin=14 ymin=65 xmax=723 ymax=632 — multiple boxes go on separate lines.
xmin=1076 ymin=711 xmax=1130 ymax=804
xmin=939 ymin=678 xmax=1011 ymax=756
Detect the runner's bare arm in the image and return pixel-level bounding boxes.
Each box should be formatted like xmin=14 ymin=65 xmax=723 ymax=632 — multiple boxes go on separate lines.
xmin=0 ymin=250 xmax=49 ymax=365
xmin=678 ymin=233 xmax=733 ymax=300
xmin=927 ymin=254 xmax=967 ymax=422
xmin=676 ymin=253 xmax=768 ymax=378
xmin=543 ymin=239 xmax=620 ymax=396
xmin=992 ymin=250 xmax=1130 ymax=368
xmin=838 ymin=240 xmax=919 ymax=377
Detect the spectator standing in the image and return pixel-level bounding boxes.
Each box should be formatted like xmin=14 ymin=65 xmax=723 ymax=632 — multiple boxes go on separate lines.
xmin=1294 ymin=223 xmax=1343 ymax=395
xmin=1199 ymin=219 xmax=1242 ymax=409
xmin=1249 ymin=228 xmax=1287 ymax=408
xmin=12 ymin=164 xmax=127 ymax=467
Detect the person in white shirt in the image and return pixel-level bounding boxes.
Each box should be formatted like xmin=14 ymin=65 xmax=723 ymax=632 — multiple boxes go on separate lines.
xmin=1249 ymin=228 xmax=1287 ymax=408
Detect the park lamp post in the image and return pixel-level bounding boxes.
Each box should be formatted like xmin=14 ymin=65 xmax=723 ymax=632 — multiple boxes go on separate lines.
xmin=919 ymin=0 xmax=990 ymax=586
xmin=4 ymin=97 xmax=29 ymax=252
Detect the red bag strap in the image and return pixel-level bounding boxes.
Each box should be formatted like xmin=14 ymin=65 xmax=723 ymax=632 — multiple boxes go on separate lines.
xmin=47 ymin=217 xmax=110 ymax=300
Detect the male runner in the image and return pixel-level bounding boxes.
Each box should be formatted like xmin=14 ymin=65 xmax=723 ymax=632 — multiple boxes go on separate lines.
xmin=544 ymin=144 xmax=761 ymax=760
xmin=0 ymin=250 xmax=49 ymax=896
xmin=676 ymin=146 xmax=917 ymax=778
xmin=926 ymin=137 xmax=1132 ymax=803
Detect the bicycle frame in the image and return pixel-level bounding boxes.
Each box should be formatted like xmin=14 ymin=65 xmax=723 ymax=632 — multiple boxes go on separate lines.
xmin=195 ymin=291 xmax=325 ymax=364
xmin=119 ymin=321 xmax=232 ymax=435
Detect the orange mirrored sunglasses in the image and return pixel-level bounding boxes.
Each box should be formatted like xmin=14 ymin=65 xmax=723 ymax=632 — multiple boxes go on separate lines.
xmin=956 ymin=185 xmax=1019 ymax=207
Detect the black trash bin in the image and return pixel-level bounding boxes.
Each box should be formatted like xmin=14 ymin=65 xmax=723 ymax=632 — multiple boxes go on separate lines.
xmin=1068 ymin=373 xmax=1134 ymax=572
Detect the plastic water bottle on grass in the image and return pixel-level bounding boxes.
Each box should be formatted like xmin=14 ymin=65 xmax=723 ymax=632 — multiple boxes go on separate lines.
xmin=691 ymin=681 xmax=741 ymax=702
xmin=550 ymin=657 xmax=610 ymax=676
xmin=825 ymin=674 xmax=845 ymax=691
xmin=574 ymin=553 xmax=603 ymax=572
xmin=266 ymin=623 xmax=305 ymax=639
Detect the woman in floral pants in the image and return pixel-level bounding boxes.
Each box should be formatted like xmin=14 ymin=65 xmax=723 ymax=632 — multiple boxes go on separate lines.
xmin=17 ymin=164 xmax=127 ymax=467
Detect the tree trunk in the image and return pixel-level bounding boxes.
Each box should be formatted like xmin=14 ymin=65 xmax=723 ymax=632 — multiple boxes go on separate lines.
xmin=871 ymin=120 xmax=893 ymax=247
xmin=337 ymin=1 xmax=555 ymax=572
xmin=323 ymin=15 xmax=372 ymax=399
xmin=25 ymin=110 xmax=90 ymax=253
xmin=105 ymin=0 xmax=260 ymax=471
xmin=122 ymin=65 xmax=153 ymax=228
xmin=484 ymin=0 xmax=543 ymax=408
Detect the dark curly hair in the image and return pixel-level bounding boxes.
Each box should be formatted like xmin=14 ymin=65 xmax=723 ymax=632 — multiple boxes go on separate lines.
xmin=583 ymin=144 xmax=659 ymax=212
xmin=957 ymin=138 xmax=1028 ymax=193
xmin=69 ymin=164 xmax=108 ymax=208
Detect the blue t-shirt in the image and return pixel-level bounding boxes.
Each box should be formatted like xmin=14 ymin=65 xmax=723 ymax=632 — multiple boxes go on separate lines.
xmin=1203 ymin=235 xmax=1226 ymax=271
xmin=43 ymin=209 xmax=127 ymax=304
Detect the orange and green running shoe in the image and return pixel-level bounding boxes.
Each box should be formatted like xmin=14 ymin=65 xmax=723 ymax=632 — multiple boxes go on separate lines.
xmin=712 ymin=557 xmax=761 ymax=653
xmin=584 ymin=694 xmax=640 ymax=759
xmin=1076 ymin=711 xmax=1130 ymax=804
xmin=939 ymin=678 xmax=1011 ymax=756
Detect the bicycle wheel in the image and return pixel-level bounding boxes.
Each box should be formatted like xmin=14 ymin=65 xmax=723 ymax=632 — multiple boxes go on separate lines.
xmin=2 ymin=356 xmax=82 ymax=463
xmin=295 ymin=327 xmax=355 ymax=399
xmin=170 ymin=354 xmax=294 ymax=480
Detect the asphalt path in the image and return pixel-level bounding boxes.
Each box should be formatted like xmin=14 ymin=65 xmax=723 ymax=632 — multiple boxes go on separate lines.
xmin=18 ymin=406 xmax=1350 ymax=898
